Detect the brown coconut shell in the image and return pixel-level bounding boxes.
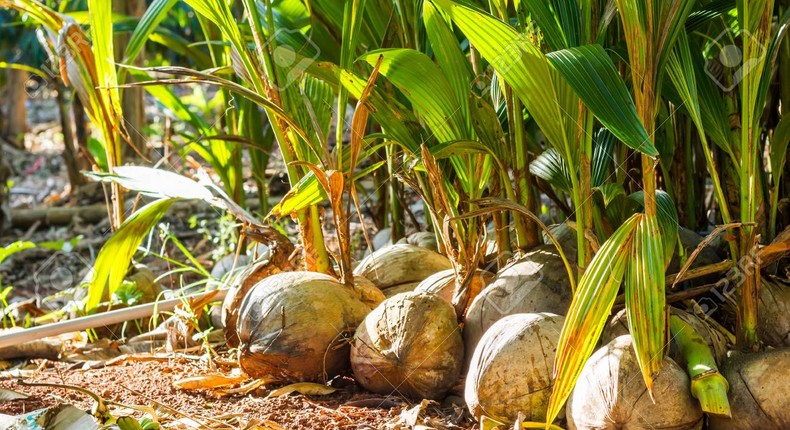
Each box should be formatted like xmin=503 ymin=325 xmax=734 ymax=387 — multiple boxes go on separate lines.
xmin=415 ymin=269 xmax=495 ymax=314
xmin=221 ymin=261 xmax=278 ymax=347
xmin=353 ymin=244 xmax=453 ymax=291
xmin=464 ymin=246 xmax=574 ymax=357
xmin=466 ymin=313 xmax=564 ymax=423
xmin=718 ymin=279 xmax=790 ymax=348
xmin=567 ymin=335 xmax=703 ymax=430
xmin=756 ymin=280 xmax=790 ymax=347
xmin=351 ymin=292 xmax=463 ymax=400
xmin=709 ymin=348 xmax=790 ymax=430
xmin=382 ymin=281 xmax=421 ymax=298
xmin=352 ymin=275 xmax=386 ymax=310
xmin=398 ymin=231 xmax=439 ymax=251
xmin=237 ymin=271 xmax=369 ymax=382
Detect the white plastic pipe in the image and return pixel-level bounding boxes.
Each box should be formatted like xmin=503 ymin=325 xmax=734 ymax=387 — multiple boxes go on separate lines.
xmin=0 ymin=289 xmax=227 ymax=351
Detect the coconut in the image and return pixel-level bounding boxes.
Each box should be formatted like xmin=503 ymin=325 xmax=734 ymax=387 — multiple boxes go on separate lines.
xmin=464 ymin=245 xmax=575 ymax=356
xmin=221 ymin=261 xmax=278 ymax=347
xmin=353 ymin=244 xmax=453 ymax=292
xmin=567 ymin=335 xmax=703 ymax=430
xmin=466 ymin=313 xmax=564 ymax=423
xmin=604 ymin=307 xmax=729 ymax=363
xmin=236 ymin=271 xmax=369 ymax=381
xmin=755 ymin=280 xmax=790 ymax=347
xmin=382 ymin=281 xmax=421 ymax=298
xmin=415 ymin=269 xmax=495 ymax=311
xmin=372 ymin=228 xmax=392 ymax=251
xmin=709 ymin=348 xmax=790 ymax=430
xmin=351 ymin=292 xmax=463 ymax=400
xmin=397 ymin=231 xmax=439 ymax=251
xmin=718 ymin=279 xmax=790 ymax=348
xmin=352 ymin=275 xmax=386 ymax=310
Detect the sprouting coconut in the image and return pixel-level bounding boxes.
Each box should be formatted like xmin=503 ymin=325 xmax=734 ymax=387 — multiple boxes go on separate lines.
xmin=465 ymin=313 xmax=564 ymax=423
xmin=353 ymin=244 xmax=453 ymax=293
xmin=236 ymin=271 xmax=369 ymax=382
xmin=464 ymin=245 xmax=575 ymax=356
xmin=567 ymin=335 xmax=703 ymax=430
xmin=717 ymin=279 xmax=790 ymax=348
xmin=604 ymin=307 xmax=730 ymax=363
xmin=351 ymin=291 xmax=463 ymax=400
xmin=415 ymin=269 xmax=494 ymax=311
xmin=222 ymin=228 xmax=295 ymax=346
xmin=709 ymin=348 xmax=790 ymax=430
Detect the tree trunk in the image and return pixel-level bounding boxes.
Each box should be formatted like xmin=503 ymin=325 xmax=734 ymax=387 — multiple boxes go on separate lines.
xmin=114 ymin=0 xmax=147 ymax=159
xmin=56 ymin=84 xmax=85 ymax=189
xmin=3 ymin=69 xmax=28 ymax=148
xmin=0 ymin=130 xmax=9 ymax=234
xmin=72 ymin=94 xmax=90 ymax=160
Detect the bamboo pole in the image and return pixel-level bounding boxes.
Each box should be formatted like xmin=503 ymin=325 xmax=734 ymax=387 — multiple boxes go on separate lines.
xmin=0 ymin=289 xmax=227 ymax=351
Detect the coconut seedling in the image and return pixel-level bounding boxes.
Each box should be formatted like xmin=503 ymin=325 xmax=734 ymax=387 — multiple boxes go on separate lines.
xmin=350 ymin=291 xmax=464 ymax=400
xmin=436 ymin=2 xmax=694 ymax=425
xmin=465 ymin=313 xmax=564 ymax=424
xmin=1 ymin=0 xmax=127 ymax=233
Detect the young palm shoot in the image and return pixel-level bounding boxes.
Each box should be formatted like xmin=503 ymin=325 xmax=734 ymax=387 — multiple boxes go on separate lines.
xmin=670 ymin=314 xmax=731 ymax=418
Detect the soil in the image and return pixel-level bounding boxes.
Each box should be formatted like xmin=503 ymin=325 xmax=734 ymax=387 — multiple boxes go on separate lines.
xmin=0 ymin=356 xmax=476 ymax=429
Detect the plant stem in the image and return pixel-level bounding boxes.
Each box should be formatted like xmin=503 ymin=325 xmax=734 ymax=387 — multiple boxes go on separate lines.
xmin=512 ymin=97 xmax=539 ymax=251
xmin=387 ymin=145 xmax=405 ymax=241
xmin=670 ymin=315 xmax=731 ymax=418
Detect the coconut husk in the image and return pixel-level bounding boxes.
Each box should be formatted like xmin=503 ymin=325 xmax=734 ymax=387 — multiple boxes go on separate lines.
xmin=221 ymin=229 xmax=295 ymax=347
xmin=382 ymin=281 xmax=421 ymax=298
xmin=567 ymin=335 xmax=703 ymax=430
xmin=237 ymin=271 xmax=369 ymax=382
xmin=221 ymin=261 xmax=280 ymax=347
xmin=353 ymin=244 xmax=453 ymax=291
xmin=709 ymin=348 xmax=790 ymax=430
xmin=351 ymin=292 xmax=463 ymax=400
xmin=464 ymin=246 xmax=575 ymax=358
xmin=717 ymin=279 xmax=790 ymax=348
xmin=352 ymin=275 xmax=386 ymax=310
xmin=398 ymin=232 xmax=439 ymax=251
xmin=756 ymin=279 xmax=790 ymax=347
xmin=465 ymin=313 xmax=564 ymax=423
xmin=415 ymin=269 xmax=494 ymax=314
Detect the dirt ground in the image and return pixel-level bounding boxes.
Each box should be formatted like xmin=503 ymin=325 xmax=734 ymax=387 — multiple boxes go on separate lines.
xmin=0 ymin=356 xmax=476 ymax=429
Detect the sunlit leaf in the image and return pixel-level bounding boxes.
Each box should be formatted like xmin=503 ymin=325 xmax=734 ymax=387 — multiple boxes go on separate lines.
xmin=548 ymin=214 xmax=640 ymax=424
xmin=267 ymin=382 xmax=336 ymax=398
xmin=87 ymin=199 xmax=174 ymax=312
xmin=624 ymin=213 xmax=667 ymax=394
